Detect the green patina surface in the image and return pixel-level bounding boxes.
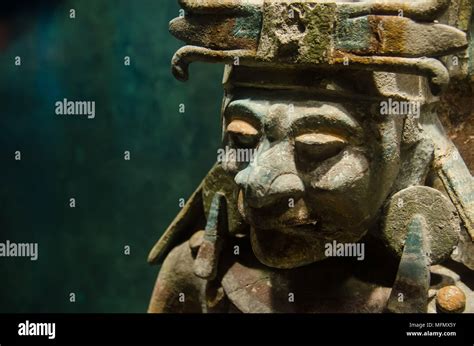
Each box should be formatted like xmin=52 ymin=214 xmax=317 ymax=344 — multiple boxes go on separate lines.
xmin=401 ymin=215 xmax=429 ymax=279
xmin=300 ymin=3 xmax=336 ymax=64
xmin=335 ymin=16 xmax=372 ymax=53
xmin=387 ymin=214 xmax=430 ymax=313
xmin=458 ymin=0 xmax=472 ymax=31
xmin=232 ymin=9 xmax=262 ymax=40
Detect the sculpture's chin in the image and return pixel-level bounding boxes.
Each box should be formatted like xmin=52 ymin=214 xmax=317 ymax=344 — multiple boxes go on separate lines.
xmin=250 ymin=226 xmax=329 ymax=269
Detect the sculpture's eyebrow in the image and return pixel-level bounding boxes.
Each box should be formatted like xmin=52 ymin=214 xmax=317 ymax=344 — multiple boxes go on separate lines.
xmin=224 ymin=100 xmax=265 ymax=125
xmin=290 ymin=106 xmax=363 ymax=138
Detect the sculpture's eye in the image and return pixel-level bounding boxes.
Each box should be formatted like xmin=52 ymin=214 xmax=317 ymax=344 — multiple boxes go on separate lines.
xmin=227 ymin=119 xmax=259 ymax=148
xmin=295 ymin=133 xmax=347 ymax=163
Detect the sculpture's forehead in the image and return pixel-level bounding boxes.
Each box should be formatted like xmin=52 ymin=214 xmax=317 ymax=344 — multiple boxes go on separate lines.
xmin=225 ymin=97 xmax=362 ymax=134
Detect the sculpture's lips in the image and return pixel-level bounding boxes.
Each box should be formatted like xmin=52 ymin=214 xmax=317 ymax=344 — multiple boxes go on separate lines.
xmin=277 ymin=223 xmax=320 ymax=236
xmin=249 ymin=216 xmax=319 ymax=232
xmin=237 ymin=188 xmax=319 ymax=231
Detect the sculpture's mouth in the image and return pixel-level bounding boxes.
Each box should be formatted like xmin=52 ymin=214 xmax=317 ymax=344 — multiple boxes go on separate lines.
xmin=237 ymin=189 xmax=319 ymax=232
xmin=273 ymin=223 xmax=322 ymax=238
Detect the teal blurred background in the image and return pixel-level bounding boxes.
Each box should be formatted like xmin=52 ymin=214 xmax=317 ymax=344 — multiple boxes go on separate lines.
xmin=0 ymin=0 xmax=222 ymax=312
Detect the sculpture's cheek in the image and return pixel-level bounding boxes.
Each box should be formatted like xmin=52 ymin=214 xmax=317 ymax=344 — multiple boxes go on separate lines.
xmin=299 ymin=148 xmax=374 ymax=233
xmin=306 ymin=147 xmax=369 ymax=192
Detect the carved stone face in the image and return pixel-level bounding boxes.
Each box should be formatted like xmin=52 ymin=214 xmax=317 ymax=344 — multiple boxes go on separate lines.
xmin=221 ymin=89 xmax=403 ymax=269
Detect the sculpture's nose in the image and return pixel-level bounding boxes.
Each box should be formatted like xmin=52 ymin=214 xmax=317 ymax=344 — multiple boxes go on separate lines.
xmin=234 ymin=141 xmax=304 ymax=208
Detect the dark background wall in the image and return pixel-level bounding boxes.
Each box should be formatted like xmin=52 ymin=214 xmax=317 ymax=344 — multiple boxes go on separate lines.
xmin=0 ymin=0 xmax=222 ymax=312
